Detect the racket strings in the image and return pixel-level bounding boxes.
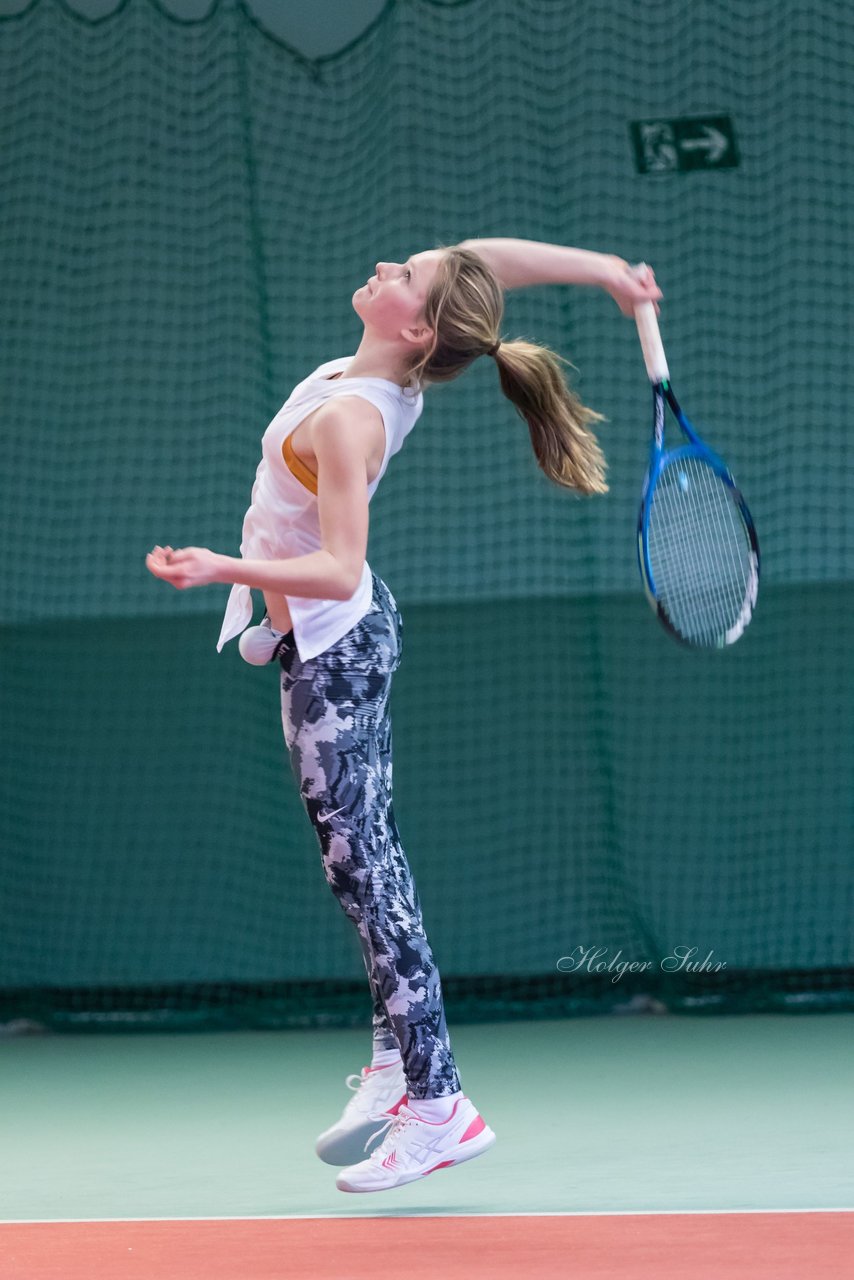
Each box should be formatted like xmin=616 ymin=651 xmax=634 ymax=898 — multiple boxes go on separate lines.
xmin=648 ymin=456 xmax=757 ymax=645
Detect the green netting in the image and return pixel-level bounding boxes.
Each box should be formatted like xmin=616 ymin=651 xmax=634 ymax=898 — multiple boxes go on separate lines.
xmin=1 ymin=0 xmax=852 ymax=1032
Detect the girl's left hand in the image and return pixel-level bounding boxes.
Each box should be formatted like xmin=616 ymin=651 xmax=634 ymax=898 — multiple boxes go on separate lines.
xmin=145 ymin=544 xmax=224 ymax=589
xmin=602 ymin=257 xmax=663 ymax=318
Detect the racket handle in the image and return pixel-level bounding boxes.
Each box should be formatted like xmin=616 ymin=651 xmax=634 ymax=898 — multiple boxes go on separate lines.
xmin=631 ymin=262 xmax=669 ymax=383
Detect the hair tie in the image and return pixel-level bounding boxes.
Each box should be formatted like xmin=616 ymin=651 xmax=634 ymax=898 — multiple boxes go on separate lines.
xmin=487 ymin=339 xmax=501 ymax=357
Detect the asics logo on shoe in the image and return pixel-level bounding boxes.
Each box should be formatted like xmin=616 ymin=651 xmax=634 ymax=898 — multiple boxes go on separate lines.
xmin=407 ymin=1131 xmax=463 ymax=1163
xmin=318 ymin=806 xmax=346 ymax=823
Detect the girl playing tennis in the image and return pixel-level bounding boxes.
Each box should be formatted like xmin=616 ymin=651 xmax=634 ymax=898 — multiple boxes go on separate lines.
xmin=146 ymin=239 xmax=662 ymax=1193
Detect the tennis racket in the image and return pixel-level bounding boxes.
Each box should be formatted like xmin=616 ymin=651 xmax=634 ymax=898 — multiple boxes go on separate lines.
xmin=632 ymin=264 xmax=760 ymax=648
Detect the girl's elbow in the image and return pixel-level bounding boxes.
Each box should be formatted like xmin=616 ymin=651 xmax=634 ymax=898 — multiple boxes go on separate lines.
xmin=336 ymin=562 xmax=363 ymax=600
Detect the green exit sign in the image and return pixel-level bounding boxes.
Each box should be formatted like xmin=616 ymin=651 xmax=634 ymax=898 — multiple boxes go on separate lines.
xmin=630 ymin=116 xmax=739 ymax=173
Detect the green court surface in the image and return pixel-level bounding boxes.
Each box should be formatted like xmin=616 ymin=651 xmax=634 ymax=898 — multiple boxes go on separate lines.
xmin=3 ymin=1013 xmax=852 ymax=1222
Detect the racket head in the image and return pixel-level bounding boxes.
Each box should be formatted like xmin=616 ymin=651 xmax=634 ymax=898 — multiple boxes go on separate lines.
xmin=637 ymin=445 xmax=760 ymax=648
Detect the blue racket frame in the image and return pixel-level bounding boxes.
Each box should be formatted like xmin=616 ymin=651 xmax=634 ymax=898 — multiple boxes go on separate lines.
xmin=636 ymin=380 xmax=761 ymax=648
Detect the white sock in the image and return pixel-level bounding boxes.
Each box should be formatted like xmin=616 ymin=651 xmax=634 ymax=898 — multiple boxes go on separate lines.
xmin=407 ymin=1090 xmax=464 ymax=1123
xmin=370 ymin=1045 xmax=402 ymax=1070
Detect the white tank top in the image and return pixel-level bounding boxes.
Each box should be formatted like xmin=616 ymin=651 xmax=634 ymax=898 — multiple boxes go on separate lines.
xmin=216 ymin=355 xmax=424 ymax=661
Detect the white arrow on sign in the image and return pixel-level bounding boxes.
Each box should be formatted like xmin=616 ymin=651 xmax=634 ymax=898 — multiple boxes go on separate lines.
xmin=679 ymin=125 xmax=729 ymax=163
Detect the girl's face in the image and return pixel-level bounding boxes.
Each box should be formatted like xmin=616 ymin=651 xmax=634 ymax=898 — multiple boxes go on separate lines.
xmin=352 ymin=248 xmax=446 ymax=348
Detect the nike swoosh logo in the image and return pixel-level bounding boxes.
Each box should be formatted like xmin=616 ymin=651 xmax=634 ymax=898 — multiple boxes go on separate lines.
xmin=318 ymin=806 xmax=347 ymax=823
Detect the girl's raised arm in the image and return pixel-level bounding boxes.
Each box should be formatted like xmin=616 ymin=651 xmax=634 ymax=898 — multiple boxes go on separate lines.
xmin=457 ymin=237 xmax=661 ymax=315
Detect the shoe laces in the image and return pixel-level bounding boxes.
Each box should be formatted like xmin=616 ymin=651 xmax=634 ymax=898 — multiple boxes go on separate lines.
xmin=341 ymin=1066 xmax=396 ymax=1122
xmin=362 ymin=1102 xmax=416 ymax=1157
xmin=345 ymin=1068 xmax=369 ymax=1093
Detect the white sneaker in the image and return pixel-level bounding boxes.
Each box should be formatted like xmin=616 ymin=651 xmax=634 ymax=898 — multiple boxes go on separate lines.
xmin=335 ymin=1095 xmax=496 ymax=1193
xmin=315 ymin=1060 xmax=408 ymax=1166
xmin=238 ymin=616 xmax=288 ymax=665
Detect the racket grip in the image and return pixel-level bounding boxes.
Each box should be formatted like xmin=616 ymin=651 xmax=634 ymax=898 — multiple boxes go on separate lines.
xmin=631 ymin=263 xmax=669 ymax=383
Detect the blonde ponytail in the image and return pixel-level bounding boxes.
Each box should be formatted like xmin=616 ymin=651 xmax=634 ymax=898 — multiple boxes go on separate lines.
xmin=492 ymin=338 xmax=608 ymax=495
xmin=408 ymin=246 xmax=608 ymax=495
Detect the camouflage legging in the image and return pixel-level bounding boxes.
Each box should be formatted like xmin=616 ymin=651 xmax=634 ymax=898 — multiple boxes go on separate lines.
xmin=277 ymin=571 xmax=461 ymax=1100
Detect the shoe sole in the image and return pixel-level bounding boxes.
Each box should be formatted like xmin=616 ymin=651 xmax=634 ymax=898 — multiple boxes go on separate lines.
xmin=336 ymin=1124 xmax=497 ymax=1193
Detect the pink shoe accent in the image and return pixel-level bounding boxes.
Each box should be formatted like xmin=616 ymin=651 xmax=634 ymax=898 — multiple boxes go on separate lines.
xmin=387 ymin=1093 xmax=407 ymax=1115
xmin=364 ymin=1062 xmax=400 ymax=1075
xmin=460 ymin=1114 xmax=486 ymax=1142
xmin=422 ymin=1159 xmax=455 ymax=1175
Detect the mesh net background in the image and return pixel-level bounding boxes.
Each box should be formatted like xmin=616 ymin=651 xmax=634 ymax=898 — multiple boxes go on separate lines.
xmin=1 ymin=0 xmax=851 ymax=1029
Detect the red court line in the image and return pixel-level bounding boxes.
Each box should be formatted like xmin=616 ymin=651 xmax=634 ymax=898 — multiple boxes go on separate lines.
xmin=3 ymin=1212 xmax=853 ymax=1280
